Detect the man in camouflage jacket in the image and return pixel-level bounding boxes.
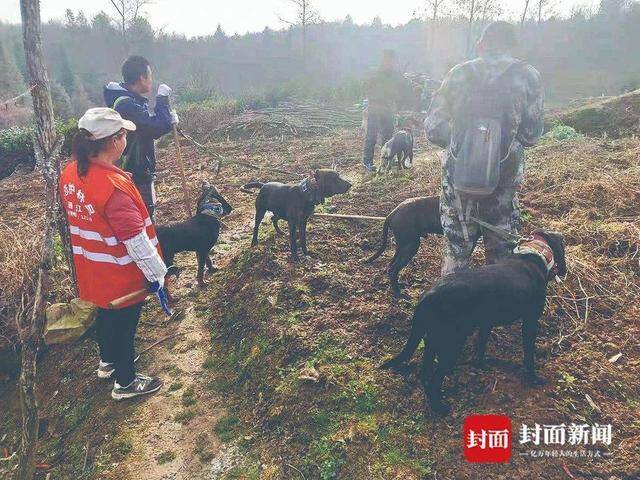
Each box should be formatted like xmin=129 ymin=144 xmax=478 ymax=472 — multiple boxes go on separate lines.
xmin=425 ymin=21 xmax=545 ymax=275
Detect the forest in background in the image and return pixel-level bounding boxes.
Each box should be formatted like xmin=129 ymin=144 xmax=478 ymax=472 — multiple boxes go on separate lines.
xmin=0 ymin=0 xmax=639 ymax=127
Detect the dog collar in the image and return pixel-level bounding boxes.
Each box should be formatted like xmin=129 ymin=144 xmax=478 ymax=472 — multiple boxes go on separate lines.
xmin=513 ymin=234 xmax=556 ymax=274
xmin=199 ymin=203 xmax=224 ymax=218
xmin=299 ymin=176 xmax=322 ymax=205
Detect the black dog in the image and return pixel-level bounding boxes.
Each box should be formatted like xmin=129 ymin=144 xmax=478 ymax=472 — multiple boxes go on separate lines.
xmin=156 ymin=182 xmax=233 ymax=287
xmin=378 ymin=130 xmax=414 ymax=173
xmin=381 ymin=229 xmax=567 ymax=416
xmin=366 ymin=196 xmax=442 ymax=295
xmin=241 ymin=169 xmax=352 ymax=259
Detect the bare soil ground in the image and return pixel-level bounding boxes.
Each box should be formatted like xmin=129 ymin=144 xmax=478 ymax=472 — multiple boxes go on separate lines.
xmin=1 ymin=127 xmax=639 ymax=479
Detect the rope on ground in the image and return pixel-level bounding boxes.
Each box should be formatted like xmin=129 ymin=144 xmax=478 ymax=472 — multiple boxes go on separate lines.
xmin=312 ymin=212 xmax=386 ymax=221
xmin=177 ymin=127 xmax=304 ymax=179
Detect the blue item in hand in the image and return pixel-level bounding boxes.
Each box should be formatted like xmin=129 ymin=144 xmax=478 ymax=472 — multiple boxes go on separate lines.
xmin=149 ymin=281 xmax=172 ymax=316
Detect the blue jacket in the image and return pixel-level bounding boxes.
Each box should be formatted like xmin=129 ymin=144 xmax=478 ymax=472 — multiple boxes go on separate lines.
xmin=103 ymin=82 xmax=173 ymax=184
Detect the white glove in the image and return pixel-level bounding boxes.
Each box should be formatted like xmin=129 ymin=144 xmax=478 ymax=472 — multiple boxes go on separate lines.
xmin=157 ymin=84 xmax=172 ymax=97
xmin=123 ymin=231 xmax=168 ymax=283
xmin=170 ymin=111 xmax=179 ymax=125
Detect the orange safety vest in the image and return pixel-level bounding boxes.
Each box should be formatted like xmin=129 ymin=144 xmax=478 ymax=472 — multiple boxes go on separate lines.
xmin=60 ymin=160 xmax=161 ymax=309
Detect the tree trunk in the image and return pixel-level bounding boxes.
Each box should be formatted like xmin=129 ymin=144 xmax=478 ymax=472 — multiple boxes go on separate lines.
xmin=466 ymin=0 xmax=477 ymax=58
xmin=431 ymin=4 xmax=438 ymax=50
xmin=17 ymin=0 xmax=61 ymax=478
xmin=521 ymin=0 xmax=531 ymax=27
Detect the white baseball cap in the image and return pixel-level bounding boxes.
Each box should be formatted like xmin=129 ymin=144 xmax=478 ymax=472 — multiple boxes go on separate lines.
xmin=78 ymin=107 xmax=136 ymax=140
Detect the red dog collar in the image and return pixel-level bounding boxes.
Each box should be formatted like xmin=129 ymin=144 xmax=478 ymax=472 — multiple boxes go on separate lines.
xmin=513 ymin=233 xmax=557 ymax=275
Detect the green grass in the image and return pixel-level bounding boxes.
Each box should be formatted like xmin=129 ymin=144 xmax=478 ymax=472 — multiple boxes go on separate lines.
xmin=156 ymin=450 xmax=176 ymax=464
xmin=182 ymin=385 xmax=197 ymax=406
xmin=168 ymin=381 xmax=184 ymax=392
xmin=214 ymin=413 xmax=241 ymax=443
xmin=174 ymin=407 xmax=198 ymax=424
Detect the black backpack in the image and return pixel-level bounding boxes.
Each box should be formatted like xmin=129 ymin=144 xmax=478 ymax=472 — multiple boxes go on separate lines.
xmin=450 ymin=60 xmax=523 ymax=197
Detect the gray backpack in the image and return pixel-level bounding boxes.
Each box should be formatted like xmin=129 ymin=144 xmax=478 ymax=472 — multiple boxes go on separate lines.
xmin=450 ymin=60 xmax=523 ymax=197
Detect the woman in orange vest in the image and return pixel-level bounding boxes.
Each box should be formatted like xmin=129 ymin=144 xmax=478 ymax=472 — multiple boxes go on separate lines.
xmin=60 ymin=108 xmax=169 ymax=400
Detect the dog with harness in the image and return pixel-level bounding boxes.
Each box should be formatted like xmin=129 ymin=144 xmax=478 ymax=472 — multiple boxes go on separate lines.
xmin=381 ymin=227 xmax=567 ymax=416
xmin=241 ymin=169 xmax=352 ymax=260
xmin=156 ymin=182 xmax=232 ymax=289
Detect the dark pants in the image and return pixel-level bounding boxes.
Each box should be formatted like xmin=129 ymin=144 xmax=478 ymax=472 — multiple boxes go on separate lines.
xmin=95 ymin=302 xmax=143 ymax=386
xmin=363 ymin=110 xmax=394 ymax=166
xmin=136 ymin=181 xmax=156 ymax=218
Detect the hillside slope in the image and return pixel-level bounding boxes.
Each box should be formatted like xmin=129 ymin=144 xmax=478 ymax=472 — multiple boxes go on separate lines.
xmin=1 ymin=126 xmax=639 ymax=479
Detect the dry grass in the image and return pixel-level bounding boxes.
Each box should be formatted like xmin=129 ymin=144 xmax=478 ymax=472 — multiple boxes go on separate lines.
xmin=0 ymin=220 xmax=40 ymax=350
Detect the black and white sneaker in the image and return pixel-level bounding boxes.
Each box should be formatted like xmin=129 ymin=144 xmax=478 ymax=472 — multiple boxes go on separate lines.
xmin=97 ymin=356 xmax=141 ymax=379
xmin=111 ymin=373 xmax=162 ymax=400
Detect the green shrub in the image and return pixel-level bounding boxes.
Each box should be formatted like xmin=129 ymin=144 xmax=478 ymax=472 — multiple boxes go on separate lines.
xmin=0 ymin=119 xmax=78 ymax=179
xmin=545 ymin=124 xmax=582 ymax=141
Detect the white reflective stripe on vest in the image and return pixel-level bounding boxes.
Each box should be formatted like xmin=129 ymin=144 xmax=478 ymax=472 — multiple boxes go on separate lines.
xmin=72 ymin=246 xmax=133 ymax=266
xmin=69 ymin=225 xmax=118 ymax=246
xmin=70 ymin=226 xmax=158 ymax=247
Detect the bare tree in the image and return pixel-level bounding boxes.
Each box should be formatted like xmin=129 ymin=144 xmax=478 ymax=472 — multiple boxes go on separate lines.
xmin=17 ymin=0 xmax=62 ymax=477
xmin=425 ymin=0 xmax=450 ymax=49
xmin=521 ymin=0 xmax=532 ymax=27
xmin=457 ymin=0 xmax=481 ymax=57
xmin=479 ymin=0 xmax=503 ymax=24
xmin=279 ymin=0 xmax=320 ymax=62
xmin=536 ymin=0 xmax=555 ymax=23
xmin=108 ymin=0 xmax=153 ymax=55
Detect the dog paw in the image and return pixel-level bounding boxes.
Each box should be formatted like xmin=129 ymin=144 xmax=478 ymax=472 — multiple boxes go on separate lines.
xmin=523 ymin=372 xmax=547 ymax=386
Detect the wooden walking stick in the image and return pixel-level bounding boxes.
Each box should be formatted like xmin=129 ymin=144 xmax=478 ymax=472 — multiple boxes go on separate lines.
xmin=108 ymin=288 xmax=149 ymax=309
xmin=169 ymin=99 xmax=192 ymax=217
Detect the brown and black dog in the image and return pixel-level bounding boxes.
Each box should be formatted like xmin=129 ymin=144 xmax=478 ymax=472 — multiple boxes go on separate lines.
xmin=241 ymin=169 xmax=352 ymax=259
xmin=366 ymin=196 xmax=443 ymax=295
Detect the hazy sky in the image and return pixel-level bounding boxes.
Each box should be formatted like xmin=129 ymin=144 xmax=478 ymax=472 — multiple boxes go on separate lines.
xmin=3 ymin=0 xmax=600 ymax=37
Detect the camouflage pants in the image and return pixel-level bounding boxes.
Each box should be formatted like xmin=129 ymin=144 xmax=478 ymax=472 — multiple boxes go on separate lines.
xmin=440 ymin=174 xmax=522 ymax=276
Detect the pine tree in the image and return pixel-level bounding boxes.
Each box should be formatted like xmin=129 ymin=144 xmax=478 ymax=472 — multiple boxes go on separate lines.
xmin=0 ymin=40 xmax=26 ymax=96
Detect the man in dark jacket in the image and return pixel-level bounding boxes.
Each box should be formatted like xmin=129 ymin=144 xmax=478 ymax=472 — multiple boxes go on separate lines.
xmin=104 ymin=55 xmax=177 ymax=216
xmin=362 ymin=50 xmax=410 ymax=172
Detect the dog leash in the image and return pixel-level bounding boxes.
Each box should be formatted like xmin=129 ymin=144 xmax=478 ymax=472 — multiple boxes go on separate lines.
xmin=467 ymin=215 xmax=523 ymax=243
xmin=177 ymin=127 xmax=304 ymax=179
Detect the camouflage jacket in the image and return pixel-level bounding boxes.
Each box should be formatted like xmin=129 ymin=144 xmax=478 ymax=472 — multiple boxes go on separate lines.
xmin=425 ymin=53 xmax=544 ymax=187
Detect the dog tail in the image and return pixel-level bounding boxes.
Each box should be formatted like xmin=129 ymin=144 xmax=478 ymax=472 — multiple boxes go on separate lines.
xmin=240 ymin=181 xmax=264 ymax=194
xmin=381 ymin=307 xmax=429 ymax=370
xmin=365 ymin=216 xmax=391 ymax=263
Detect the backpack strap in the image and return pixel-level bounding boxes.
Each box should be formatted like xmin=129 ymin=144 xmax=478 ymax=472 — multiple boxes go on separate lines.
xmin=112 ymin=95 xmax=130 ymax=111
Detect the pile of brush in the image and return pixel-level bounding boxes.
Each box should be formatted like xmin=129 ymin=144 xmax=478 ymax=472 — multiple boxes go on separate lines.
xmin=210 ymin=102 xmax=361 ymax=140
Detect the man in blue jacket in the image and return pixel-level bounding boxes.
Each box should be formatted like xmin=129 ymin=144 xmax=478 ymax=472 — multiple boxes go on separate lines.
xmin=104 ymin=55 xmax=178 ymax=216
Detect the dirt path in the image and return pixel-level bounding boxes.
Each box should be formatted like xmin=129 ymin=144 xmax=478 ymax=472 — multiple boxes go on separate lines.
xmin=120 ymin=174 xmax=258 ymax=479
